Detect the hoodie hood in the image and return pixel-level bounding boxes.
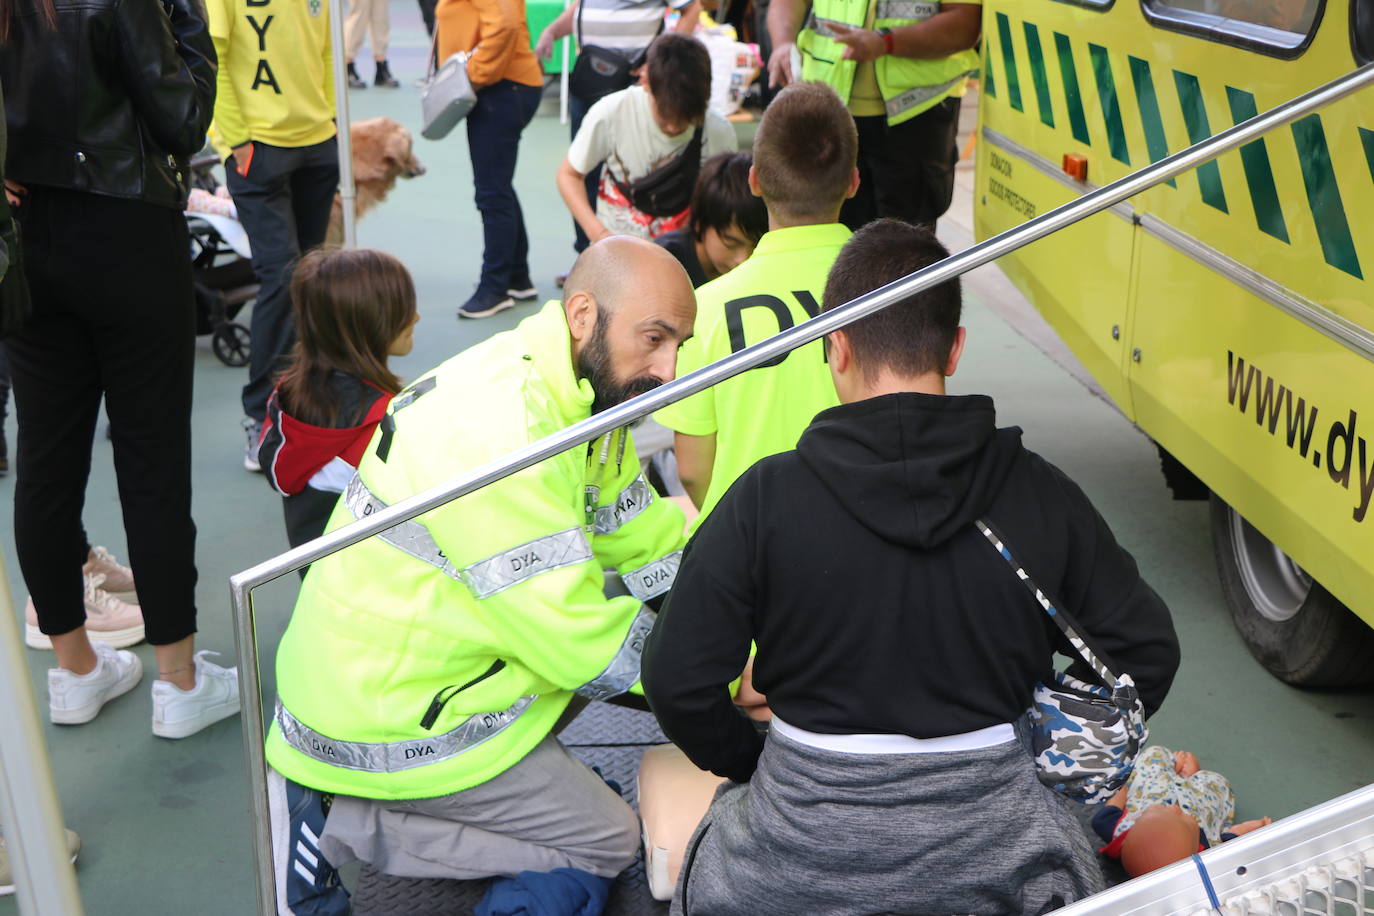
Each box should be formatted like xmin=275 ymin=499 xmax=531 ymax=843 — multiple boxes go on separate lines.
xmin=795 ymin=393 xmax=1023 ymax=549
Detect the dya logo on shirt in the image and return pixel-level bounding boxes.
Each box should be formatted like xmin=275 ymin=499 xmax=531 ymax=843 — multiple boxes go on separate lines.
xmin=244 ymin=0 xmax=282 ymax=93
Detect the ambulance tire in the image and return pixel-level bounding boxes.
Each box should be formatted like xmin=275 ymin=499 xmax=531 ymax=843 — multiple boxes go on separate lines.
xmin=1210 ymin=494 xmax=1374 ymax=687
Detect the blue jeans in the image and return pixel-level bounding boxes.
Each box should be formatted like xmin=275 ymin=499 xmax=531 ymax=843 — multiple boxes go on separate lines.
xmin=466 ymin=79 xmax=542 ymax=295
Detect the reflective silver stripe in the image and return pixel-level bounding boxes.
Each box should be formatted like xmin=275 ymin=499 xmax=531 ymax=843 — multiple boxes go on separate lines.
xmin=275 ymin=696 xmax=536 ymax=773
xmin=346 ymin=475 xmax=595 ymax=599
xmin=592 ymin=475 xmax=655 ymax=535
xmin=884 ymin=70 xmax=975 ymax=120
xmin=345 ymin=475 xmax=462 ymax=581
xmin=576 ymin=606 xmax=656 ymax=700
xmin=874 ymin=0 xmax=936 ymax=20
xmin=462 ymin=527 xmax=594 ymax=599
xmin=621 ymin=550 xmax=681 ymax=602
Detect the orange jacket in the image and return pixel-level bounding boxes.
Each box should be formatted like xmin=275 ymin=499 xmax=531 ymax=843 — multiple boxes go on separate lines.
xmin=436 ymin=0 xmax=543 ymax=89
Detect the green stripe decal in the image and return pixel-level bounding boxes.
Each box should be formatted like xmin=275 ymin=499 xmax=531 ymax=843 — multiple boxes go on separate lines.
xmin=1291 ymin=114 xmax=1362 ymax=279
xmin=996 ymin=13 xmax=1023 ymax=112
xmin=1226 ymin=87 xmax=1289 ymax=243
xmin=1023 ymin=22 xmax=1055 ymax=127
xmin=1089 ymin=44 xmax=1130 ymax=165
xmin=1054 ymin=32 xmax=1090 ymax=145
xmin=1172 ymin=71 xmax=1228 ymax=212
xmin=1360 ymin=126 xmax=1374 ymax=181
xmin=1128 ymin=56 xmax=1174 ymax=187
xmin=983 ymin=36 xmax=997 ymax=98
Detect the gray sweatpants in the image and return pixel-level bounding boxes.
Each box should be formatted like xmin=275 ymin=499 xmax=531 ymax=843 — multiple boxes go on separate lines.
xmin=318 ymin=734 xmax=640 ymax=880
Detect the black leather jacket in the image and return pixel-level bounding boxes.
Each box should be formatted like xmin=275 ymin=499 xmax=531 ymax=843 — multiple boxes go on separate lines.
xmin=0 ymin=0 xmax=216 ymax=209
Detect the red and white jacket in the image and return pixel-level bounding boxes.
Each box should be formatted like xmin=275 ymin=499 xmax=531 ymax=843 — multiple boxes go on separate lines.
xmin=259 ymin=378 xmax=391 ymax=496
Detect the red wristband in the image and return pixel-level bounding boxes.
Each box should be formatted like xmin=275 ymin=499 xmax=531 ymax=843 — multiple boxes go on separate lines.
xmin=881 ymin=29 xmax=895 ymax=55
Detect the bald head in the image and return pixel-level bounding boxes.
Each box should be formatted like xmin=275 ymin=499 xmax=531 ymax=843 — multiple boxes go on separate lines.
xmin=564 ymin=235 xmax=691 ymax=314
xmin=564 ymin=235 xmax=697 ymax=413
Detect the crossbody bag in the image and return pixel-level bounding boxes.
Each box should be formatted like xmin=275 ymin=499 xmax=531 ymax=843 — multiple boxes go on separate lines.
xmin=420 ymin=28 xmax=477 ymax=141
xmin=611 ymin=125 xmax=703 ymax=218
xmin=974 ymin=519 xmax=1148 ymax=804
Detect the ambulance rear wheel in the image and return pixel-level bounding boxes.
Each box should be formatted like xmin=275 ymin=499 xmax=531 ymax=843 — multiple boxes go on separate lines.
xmin=1210 ymin=494 xmax=1374 ymax=687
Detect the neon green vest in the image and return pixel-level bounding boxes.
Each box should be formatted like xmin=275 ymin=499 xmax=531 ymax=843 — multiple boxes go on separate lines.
xmin=799 ymin=0 xmax=979 ymax=125
xmin=265 ymin=302 xmax=686 ymax=800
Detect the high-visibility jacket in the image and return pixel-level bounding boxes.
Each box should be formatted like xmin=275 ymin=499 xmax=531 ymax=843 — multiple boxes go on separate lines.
xmin=799 ymin=0 xmax=980 ymax=125
xmin=265 ymin=301 xmax=687 ymax=800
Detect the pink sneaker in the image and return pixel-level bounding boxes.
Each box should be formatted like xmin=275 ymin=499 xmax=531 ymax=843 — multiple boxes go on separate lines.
xmin=83 ymin=545 xmax=136 ymax=598
xmin=25 ymin=573 xmax=146 ymax=650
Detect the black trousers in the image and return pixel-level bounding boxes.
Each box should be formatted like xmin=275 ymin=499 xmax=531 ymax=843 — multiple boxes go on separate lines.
xmin=840 ymin=96 xmax=962 ymax=231
xmin=9 ymin=187 xmax=198 ymax=643
xmin=227 ymin=137 xmax=339 ymax=423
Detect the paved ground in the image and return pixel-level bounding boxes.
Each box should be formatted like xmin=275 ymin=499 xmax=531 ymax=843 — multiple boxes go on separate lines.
xmin=4 ymin=4 xmax=1374 ymax=914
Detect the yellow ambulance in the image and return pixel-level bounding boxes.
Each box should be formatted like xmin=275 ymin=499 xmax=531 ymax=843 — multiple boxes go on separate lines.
xmin=973 ymin=0 xmax=1374 ymax=685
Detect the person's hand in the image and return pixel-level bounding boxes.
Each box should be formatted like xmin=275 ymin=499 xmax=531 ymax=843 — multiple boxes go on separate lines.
xmin=231 ymin=142 xmax=253 ymax=176
xmin=589 ymin=224 xmax=613 ymax=243
xmin=535 ymin=27 xmax=556 ymax=61
xmin=828 ymin=22 xmax=885 ymax=62
xmin=4 ymin=180 xmax=26 ymax=209
xmin=1173 ymin=750 xmax=1201 ymax=777
xmin=767 ymin=41 xmax=795 ymax=88
xmin=1229 ymin=816 xmax=1272 ymax=835
xmin=733 ymin=658 xmax=771 ymax=721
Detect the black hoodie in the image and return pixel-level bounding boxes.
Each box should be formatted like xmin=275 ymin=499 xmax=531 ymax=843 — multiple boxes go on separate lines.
xmin=642 ymin=392 xmax=1181 ymax=784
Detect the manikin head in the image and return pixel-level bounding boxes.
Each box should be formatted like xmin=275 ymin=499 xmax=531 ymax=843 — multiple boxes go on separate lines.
xmin=820 ymin=219 xmax=965 ymax=402
xmin=563 ymin=236 xmax=697 ymax=413
xmin=1120 ymin=805 xmax=1203 ymax=878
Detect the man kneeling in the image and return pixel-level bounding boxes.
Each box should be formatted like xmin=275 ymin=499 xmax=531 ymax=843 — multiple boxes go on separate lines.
xmin=642 ymin=220 xmax=1180 ymax=915
xmin=266 ymin=237 xmax=696 ymax=915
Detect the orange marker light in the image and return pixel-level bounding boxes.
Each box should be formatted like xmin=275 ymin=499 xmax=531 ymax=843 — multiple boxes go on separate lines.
xmin=1062 ymin=153 xmax=1089 ymax=182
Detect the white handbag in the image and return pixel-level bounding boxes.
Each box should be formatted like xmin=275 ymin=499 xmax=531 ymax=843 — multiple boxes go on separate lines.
xmin=420 ymin=30 xmax=476 ymax=140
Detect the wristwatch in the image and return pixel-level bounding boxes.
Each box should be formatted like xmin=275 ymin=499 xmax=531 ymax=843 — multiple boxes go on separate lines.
xmin=877 ymin=26 xmax=895 ymax=55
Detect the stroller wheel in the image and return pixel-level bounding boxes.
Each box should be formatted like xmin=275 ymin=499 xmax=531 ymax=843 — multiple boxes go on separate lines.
xmin=212 ymin=322 xmax=252 ymax=367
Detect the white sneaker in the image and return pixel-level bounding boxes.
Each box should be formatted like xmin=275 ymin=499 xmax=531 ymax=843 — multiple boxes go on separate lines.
xmin=152 ymin=651 xmax=240 ymax=739
xmin=25 ymin=573 xmax=146 ymax=650
xmin=243 ymin=417 xmax=264 ymax=473
xmin=0 ymin=830 xmax=81 ymax=896
xmin=48 ymin=645 xmax=143 ymax=725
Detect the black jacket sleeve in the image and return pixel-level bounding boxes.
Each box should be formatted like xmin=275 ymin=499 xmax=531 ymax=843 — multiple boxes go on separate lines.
xmin=115 ymin=0 xmax=217 ymax=158
xmin=641 ymin=479 xmax=765 ymax=783
xmin=1044 ymin=460 xmax=1181 ymax=716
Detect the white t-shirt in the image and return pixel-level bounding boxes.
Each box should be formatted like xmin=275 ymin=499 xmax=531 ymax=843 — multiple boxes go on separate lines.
xmin=567 ymin=85 xmax=738 ymax=239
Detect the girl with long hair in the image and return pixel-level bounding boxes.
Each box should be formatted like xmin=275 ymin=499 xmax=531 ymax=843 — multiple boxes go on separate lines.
xmin=257 ymin=248 xmax=420 ymax=550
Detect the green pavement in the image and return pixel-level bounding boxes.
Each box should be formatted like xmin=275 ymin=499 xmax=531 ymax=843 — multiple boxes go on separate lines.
xmin=3 ymin=4 xmax=1373 ymax=913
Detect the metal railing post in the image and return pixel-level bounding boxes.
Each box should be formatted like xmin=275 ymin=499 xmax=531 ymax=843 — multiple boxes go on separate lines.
xmin=231 ymin=63 xmax=1374 ymax=913
xmin=0 ymin=553 xmax=85 ymax=916
xmin=329 ymin=0 xmax=357 ymax=248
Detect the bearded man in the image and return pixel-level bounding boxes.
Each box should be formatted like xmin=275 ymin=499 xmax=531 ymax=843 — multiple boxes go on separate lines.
xmin=263 ymin=236 xmax=697 ymax=915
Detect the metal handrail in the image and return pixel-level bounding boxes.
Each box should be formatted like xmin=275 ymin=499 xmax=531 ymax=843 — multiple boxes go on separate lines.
xmin=230 ymin=63 xmax=1374 ymax=914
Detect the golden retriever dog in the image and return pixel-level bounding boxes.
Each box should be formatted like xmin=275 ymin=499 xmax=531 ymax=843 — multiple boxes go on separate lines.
xmin=326 ymin=116 xmax=426 ymax=246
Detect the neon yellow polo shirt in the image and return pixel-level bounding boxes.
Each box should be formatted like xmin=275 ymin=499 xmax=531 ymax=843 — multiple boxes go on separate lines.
xmin=656 ymin=223 xmax=850 ymax=527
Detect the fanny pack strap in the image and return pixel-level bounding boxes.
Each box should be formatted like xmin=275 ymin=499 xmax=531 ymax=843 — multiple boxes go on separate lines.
xmin=974 ymin=518 xmax=1121 ymax=686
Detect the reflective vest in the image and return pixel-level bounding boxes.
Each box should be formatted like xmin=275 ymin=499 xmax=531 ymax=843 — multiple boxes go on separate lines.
xmin=265 ymin=301 xmax=687 ymax=800
xmin=799 ymin=0 xmax=979 ymax=125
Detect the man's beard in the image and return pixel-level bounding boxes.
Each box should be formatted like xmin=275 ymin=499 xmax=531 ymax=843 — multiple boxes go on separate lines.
xmin=577 ymin=310 xmax=662 ymax=414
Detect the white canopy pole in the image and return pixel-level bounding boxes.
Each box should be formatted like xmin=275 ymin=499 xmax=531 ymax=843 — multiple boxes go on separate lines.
xmin=560 ymin=0 xmax=572 ymax=125
xmin=329 ymin=0 xmax=357 ymax=247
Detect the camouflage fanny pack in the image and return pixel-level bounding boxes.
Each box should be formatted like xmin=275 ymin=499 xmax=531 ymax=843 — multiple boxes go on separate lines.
xmin=975 ymin=520 xmax=1148 ymax=805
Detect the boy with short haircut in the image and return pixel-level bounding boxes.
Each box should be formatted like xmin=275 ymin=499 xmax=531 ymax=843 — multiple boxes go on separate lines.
xmin=556 ymin=33 xmax=737 ymax=243
xmin=655 ymin=82 xmax=858 ymax=526
xmin=655 ymin=151 xmax=768 ymax=287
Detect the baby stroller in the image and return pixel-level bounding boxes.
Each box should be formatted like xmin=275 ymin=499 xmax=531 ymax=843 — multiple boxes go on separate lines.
xmin=186 ymin=149 xmax=256 ymax=367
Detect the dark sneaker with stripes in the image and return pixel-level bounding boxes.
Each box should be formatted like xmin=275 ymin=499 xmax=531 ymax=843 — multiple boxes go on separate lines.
xmin=268 ymin=767 xmax=350 ymax=915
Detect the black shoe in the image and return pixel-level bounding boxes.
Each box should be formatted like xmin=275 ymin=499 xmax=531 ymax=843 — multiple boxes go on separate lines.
xmin=506 ymin=277 xmax=538 ymax=301
xmin=0 ymin=429 xmax=7 ymax=478
xmin=458 ymin=289 xmax=516 ymax=320
xmin=374 ymin=60 xmax=400 ymax=89
xmin=346 ymin=62 xmax=367 ymax=89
